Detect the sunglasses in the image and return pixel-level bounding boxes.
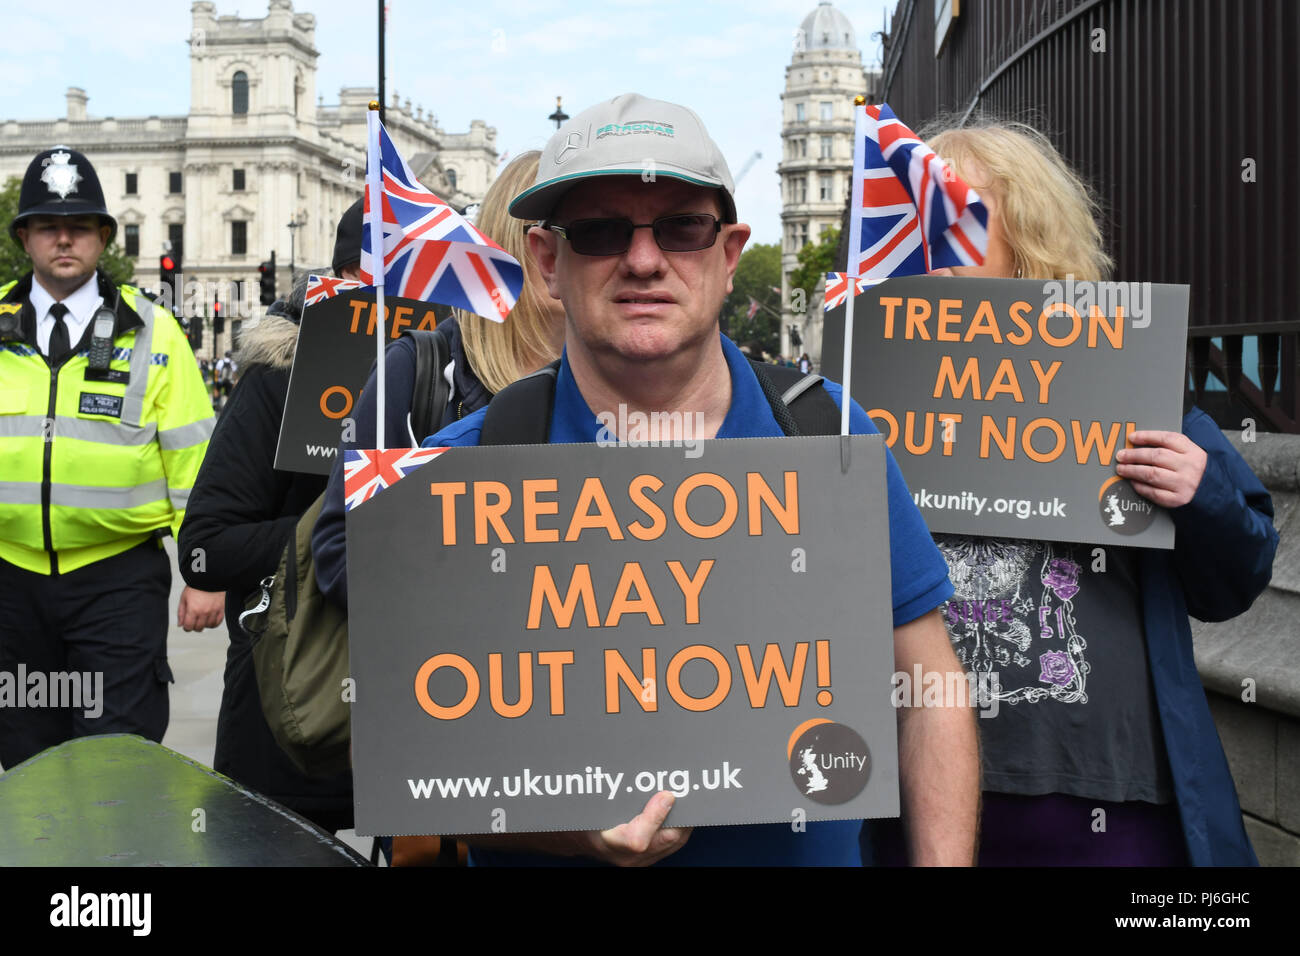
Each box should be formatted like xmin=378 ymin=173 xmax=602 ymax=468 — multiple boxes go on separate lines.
xmin=544 ymin=214 xmax=722 ymax=256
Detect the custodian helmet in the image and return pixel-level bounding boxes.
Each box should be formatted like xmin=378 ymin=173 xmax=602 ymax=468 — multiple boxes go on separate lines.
xmin=9 ymin=145 xmax=117 ymax=244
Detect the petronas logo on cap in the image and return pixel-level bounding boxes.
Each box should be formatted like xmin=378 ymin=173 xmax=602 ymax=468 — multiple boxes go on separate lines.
xmin=41 ymin=149 xmax=82 ymax=200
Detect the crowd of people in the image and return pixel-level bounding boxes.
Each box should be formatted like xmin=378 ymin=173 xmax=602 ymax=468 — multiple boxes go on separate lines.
xmin=0 ymin=92 xmax=1278 ymax=867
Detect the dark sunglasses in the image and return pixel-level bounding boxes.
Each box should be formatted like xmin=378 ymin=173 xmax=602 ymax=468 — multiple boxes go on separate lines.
xmin=544 ymin=214 xmax=722 ymax=256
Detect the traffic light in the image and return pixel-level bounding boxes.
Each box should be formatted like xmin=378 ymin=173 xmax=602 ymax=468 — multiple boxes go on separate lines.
xmin=259 ymin=253 xmax=277 ymax=306
xmin=160 ymin=253 xmax=179 ymax=296
xmin=189 ymin=317 xmax=203 ymax=350
xmin=213 ymin=301 xmax=224 ymax=336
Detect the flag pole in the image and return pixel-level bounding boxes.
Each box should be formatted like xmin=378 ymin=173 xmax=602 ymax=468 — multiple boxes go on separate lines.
xmin=841 ymin=96 xmax=869 ymax=438
xmin=367 ymin=101 xmax=387 ymax=449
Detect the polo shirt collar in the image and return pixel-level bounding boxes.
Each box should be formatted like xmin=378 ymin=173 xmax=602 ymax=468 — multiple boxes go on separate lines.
xmin=550 ymin=334 xmax=782 ymax=443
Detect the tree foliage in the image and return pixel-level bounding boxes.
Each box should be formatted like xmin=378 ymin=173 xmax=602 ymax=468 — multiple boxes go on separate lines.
xmin=722 ymin=241 xmax=781 ymax=355
xmin=0 ymin=176 xmax=138 ymax=289
xmin=787 ymin=226 xmax=840 ymax=311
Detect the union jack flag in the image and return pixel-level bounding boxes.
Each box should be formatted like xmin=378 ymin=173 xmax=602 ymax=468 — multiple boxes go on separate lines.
xmin=823 ymin=273 xmax=885 ymax=311
xmin=843 ymin=102 xmax=988 ymax=292
xmin=344 ymin=446 xmax=449 ymax=511
xmin=304 ymin=274 xmax=364 ymax=308
xmin=361 ymin=120 xmax=523 ymax=322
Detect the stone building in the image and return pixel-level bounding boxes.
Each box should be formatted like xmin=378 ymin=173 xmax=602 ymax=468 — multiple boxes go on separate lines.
xmin=777 ymin=2 xmax=877 ymax=364
xmin=0 ymin=1 xmax=498 ymax=354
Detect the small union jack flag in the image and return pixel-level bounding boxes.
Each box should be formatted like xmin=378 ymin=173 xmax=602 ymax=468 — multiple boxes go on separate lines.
xmin=843 ymin=102 xmax=988 ymax=293
xmin=822 ymin=273 xmax=882 ymax=311
xmin=344 ymin=446 xmax=449 ymax=511
xmin=362 ymin=120 xmax=523 ymax=322
xmin=305 ymin=274 xmax=365 ymax=308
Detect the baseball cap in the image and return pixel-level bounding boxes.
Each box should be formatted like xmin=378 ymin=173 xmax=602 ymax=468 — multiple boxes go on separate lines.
xmin=509 ymin=93 xmax=736 ymax=223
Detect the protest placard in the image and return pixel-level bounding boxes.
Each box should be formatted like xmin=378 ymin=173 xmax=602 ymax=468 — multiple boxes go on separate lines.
xmin=346 ymin=436 xmax=898 ymax=835
xmin=274 ymin=283 xmax=444 ymax=474
xmin=821 ymin=275 xmax=1189 ymax=547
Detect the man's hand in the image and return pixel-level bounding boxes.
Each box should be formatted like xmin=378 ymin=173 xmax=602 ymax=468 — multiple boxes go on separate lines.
xmin=582 ymin=791 xmax=691 ymax=866
xmin=463 ymin=791 xmax=691 ymax=866
xmin=178 ymin=586 xmax=225 ymax=632
xmin=1116 ymin=430 xmax=1207 ymax=508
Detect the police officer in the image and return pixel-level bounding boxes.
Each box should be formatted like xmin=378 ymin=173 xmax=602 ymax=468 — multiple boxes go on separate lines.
xmin=0 ymin=145 xmax=218 ymax=769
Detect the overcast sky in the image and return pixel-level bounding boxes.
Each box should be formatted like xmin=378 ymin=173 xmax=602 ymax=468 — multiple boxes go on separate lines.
xmin=0 ymin=0 xmax=896 ymax=245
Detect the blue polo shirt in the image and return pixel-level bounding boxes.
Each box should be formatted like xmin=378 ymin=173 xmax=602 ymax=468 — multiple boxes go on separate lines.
xmin=422 ymin=334 xmax=953 ymax=866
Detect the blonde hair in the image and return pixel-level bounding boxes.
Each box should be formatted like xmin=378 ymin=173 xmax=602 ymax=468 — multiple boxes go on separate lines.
xmin=923 ymin=121 xmax=1113 ymax=282
xmin=455 ymin=150 xmax=562 ymax=394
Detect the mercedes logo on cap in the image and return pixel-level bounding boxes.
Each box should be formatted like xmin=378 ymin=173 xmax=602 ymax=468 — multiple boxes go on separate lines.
xmin=555 ymin=130 xmax=586 ymax=164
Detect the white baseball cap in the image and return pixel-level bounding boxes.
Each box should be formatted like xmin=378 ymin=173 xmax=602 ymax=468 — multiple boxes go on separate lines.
xmin=509 ymin=93 xmax=737 ymax=223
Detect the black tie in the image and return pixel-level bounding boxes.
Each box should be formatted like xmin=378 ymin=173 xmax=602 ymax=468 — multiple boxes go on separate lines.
xmin=48 ymin=302 xmax=71 ymax=365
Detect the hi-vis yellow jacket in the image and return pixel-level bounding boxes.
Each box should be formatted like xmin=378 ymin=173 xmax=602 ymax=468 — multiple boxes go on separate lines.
xmin=0 ymin=272 xmax=214 ymax=574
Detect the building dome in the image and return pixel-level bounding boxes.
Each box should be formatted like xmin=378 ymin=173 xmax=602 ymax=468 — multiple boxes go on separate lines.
xmin=799 ymin=1 xmax=856 ymax=52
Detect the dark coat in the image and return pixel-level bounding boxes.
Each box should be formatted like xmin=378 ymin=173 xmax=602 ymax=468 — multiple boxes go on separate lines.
xmin=178 ymin=308 xmax=354 ymax=830
xmin=1142 ymin=407 xmax=1278 ymax=865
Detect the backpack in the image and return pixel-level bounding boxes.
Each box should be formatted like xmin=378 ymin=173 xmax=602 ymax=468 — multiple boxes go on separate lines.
xmin=242 ymin=327 xmax=451 ymax=777
xmin=242 ymin=348 xmax=838 ymax=779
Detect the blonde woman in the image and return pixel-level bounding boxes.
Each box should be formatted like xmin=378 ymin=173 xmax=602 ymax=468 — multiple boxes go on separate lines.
xmin=885 ymin=121 xmax=1276 ymax=866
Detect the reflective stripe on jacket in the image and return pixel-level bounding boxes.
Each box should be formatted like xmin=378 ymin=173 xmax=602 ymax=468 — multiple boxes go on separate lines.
xmin=0 ymin=273 xmax=214 ymax=574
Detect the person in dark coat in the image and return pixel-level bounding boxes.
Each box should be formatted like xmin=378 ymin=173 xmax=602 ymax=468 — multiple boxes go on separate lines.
xmin=177 ymin=201 xmax=366 ymax=831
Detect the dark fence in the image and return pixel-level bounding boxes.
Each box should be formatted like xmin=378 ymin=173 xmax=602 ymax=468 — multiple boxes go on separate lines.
xmin=877 ymin=0 xmax=1300 ymax=431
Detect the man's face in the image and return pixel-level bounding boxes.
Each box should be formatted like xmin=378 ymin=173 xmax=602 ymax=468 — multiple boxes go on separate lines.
xmin=529 ymin=176 xmax=750 ymax=365
xmin=16 ymin=215 xmax=109 ymax=293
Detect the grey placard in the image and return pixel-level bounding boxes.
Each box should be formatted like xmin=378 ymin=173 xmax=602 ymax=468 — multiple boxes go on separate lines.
xmin=346 ymin=436 xmax=898 ymax=835
xmin=274 ymin=285 xmax=444 ymax=475
xmin=821 ymin=276 xmax=1189 ymax=548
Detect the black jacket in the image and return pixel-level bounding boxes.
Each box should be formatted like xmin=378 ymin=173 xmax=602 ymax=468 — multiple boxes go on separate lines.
xmin=178 ymin=302 xmax=353 ymax=828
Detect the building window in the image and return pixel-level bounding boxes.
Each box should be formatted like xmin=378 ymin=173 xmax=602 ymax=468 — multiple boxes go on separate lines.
xmin=795 ymin=176 xmax=808 ymax=203
xmin=124 ymin=172 xmax=137 ymax=195
xmin=446 ymin=168 xmax=457 ymax=191
xmin=168 ymin=223 xmax=184 ymax=262
xmin=795 ymin=103 xmax=805 ymax=123
xmin=233 ymin=168 xmax=245 ymax=191
xmin=820 ymin=101 xmax=833 ymax=122
xmin=797 ymin=138 xmax=807 ymax=158
xmin=820 ymin=136 xmax=833 ymax=159
xmin=232 ymin=71 xmax=249 ymax=115
xmin=231 ymin=221 xmax=247 ymax=256
xmin=124 ymin=224 xmax=139 ymax=257
xmin=797 ymin=223 xmax=809 ymax=249
xmin=169 ymin=172 xmax=182 ymax=194
xmin=820 ymin=174 xmax=833 ymax=201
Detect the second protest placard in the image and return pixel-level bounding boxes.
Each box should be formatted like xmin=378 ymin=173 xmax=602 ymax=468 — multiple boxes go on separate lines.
xmin=346 ymin=435 xmax=898 ymax=836
xmin=821 ymin=275 xmax=1189 ymax=548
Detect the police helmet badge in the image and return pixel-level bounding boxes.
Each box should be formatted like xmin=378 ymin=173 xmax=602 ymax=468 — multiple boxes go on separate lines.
xmin=40 ymin=148 xmax=82 ymax=200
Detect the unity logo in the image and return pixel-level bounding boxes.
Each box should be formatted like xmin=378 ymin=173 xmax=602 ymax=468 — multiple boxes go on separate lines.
xmin=1098 ymin=475 xmax=1155 ymax=535
xmin=787 ymin=719 xmax=871 ymax=805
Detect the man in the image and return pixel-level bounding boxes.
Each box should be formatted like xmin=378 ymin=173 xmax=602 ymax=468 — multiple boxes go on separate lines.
xmin=0 ymin=145 xmax=216 ymax=769
xmin=418 ymin=94 xmax=979 ymax=865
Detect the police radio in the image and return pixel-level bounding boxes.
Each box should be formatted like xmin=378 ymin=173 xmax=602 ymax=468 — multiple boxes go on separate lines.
xmin=0 ymin=302 xmax=21 ymax=340
xmin=86 ymin=305 xmax=116 ymax=371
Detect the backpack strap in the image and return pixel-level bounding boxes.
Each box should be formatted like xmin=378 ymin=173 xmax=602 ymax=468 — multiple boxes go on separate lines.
xmin=747 ymin=360 xmax=840 ymax=437
xmin=401 ymin=327 xmax=450 ymax=444
xmin=478 ymin=358 xmax=839 ymax=446
xmin=479 ymin=360 xmax=561 ymax=445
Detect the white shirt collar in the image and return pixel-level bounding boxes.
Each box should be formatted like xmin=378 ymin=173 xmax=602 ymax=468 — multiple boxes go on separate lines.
xmin=32 ymin=273 xmax=104 ymax=356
